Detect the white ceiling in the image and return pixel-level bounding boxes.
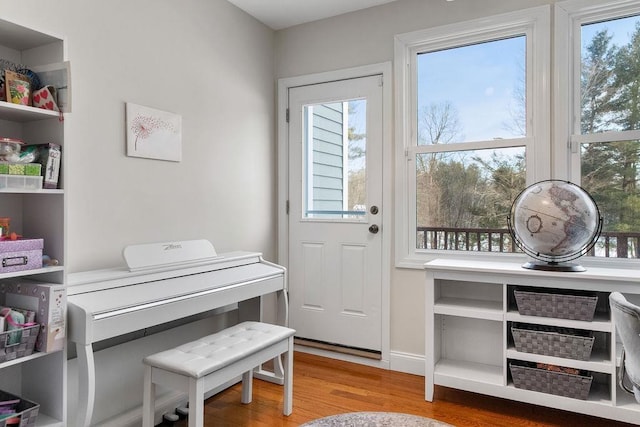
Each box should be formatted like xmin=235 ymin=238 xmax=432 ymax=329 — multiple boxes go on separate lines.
xmin=227 ymin=0 xmax=401 ymax=30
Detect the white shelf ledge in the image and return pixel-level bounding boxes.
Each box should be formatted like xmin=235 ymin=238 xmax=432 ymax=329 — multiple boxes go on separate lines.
xmin=0 ymin=188 xmax=63 ymax=195
xmin=34 ymin=412 xmax=63 ymax=427
xmin=434 ymin=358 xmax=503 ymax=386
xmin=505 ymin=310 xmax=612 ymax=332
xmin=434 ymin=297 xmax=503 ymax=321
xmin=0 ymin=102 xmax=60 ymax=122
xmin=0 ymin=265 xmax=64 ymax=280
xmin=0 ymin=349 xmax=60 ymax=370
xmin=506 ymin=347 xmax=614 ymax=374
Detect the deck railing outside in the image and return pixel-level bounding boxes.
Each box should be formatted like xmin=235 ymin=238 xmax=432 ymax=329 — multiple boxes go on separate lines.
xmin=417 ymin=227 xmax=640 ymax=258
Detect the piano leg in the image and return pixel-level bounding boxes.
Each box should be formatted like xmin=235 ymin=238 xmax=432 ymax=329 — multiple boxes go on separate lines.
xmin=268 ymin=288 xmax=288 ymax=380
xmin=76 ymin=343 xmax=96 ymax=427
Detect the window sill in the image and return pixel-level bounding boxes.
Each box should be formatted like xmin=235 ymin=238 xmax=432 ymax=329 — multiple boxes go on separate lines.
xmin=395 ymin=251 xmax=640 ymax=271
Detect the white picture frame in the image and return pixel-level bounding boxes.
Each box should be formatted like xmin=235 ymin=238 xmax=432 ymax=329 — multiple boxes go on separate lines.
xmin=126 ymin=102 xmax=182 ymax=162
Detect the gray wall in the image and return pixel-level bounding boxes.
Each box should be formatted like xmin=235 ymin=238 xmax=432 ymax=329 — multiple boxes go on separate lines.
xmin=1 ymin=0 xmax=277 ymax=272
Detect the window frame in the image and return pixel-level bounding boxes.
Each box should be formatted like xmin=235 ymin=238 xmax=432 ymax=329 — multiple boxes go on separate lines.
xmin=555 ymin=0 xmax=640 ymax=268
xmin=394 ymin=6 xmax=551 ymax=268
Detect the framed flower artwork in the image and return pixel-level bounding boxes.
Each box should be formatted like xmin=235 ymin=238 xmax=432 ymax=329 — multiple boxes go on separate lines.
xmin=126 ymin=103 xmax=182 ymax=162
xmin=5 ymin=70 xmax=31 ymax=106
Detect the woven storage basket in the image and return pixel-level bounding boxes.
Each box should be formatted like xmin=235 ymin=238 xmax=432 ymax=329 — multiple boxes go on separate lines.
xmin=510 ymin=363 xmax=592 ymax=400
xmin=511 ymin=324 xmax=594 ymax=361
xmin=514 ymin=290 xmax=597 ymax=321
xmin=0 ymin=324 xmax=39 ymax=363
xmin=0 ymin=389 xmax=39 ymax=427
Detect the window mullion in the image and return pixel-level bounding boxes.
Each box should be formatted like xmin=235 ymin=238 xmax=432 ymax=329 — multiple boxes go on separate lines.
xmin=572 ymin=129 xmax=640 ymax=144
xmin=411 ymin=138 xmax=530 ymax=155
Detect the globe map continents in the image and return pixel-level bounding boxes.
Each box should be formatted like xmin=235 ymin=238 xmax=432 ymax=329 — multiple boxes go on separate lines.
xmin=509 ymin=180 xmax=601 ymax=267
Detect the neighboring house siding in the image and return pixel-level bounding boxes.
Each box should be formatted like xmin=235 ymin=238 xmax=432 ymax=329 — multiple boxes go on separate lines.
xmin=311 ymin=102 xmax=344 ymax=212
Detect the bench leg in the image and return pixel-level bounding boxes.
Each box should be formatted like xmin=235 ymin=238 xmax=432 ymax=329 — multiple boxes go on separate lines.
xmin=188 ymin=377 xmax=205 ymax=427
xmin=142 ymin=365 xmax=155 ymax=427
xmin=241 ymin=370 xmax=253 ymax=404
xmin=283 ymin=337 xmax=293 ymax=416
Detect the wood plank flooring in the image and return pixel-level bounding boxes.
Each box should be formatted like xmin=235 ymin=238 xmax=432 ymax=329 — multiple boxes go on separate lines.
xmin=174 ymin=351 xmax=635 ymax=426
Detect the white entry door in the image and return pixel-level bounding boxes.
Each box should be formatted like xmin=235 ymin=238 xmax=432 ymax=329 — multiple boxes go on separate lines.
xmin=288 ymin=75 xmax=383 ymax=352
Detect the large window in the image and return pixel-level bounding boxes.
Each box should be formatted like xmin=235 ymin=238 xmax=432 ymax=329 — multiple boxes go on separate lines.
xmin=395 ymin=7 xmax=550 ymax=265
xmin=558 ymin=0 xmax=640 ymax=260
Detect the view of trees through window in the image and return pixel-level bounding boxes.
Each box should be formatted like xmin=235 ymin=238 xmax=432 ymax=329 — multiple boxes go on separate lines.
xmin=580 ymin=15 xmax=640 ymax=258
xmin=415 ymin=14 xmax=640 ymax=258
xmin=347 ymin=100 xmax=366 ymax=213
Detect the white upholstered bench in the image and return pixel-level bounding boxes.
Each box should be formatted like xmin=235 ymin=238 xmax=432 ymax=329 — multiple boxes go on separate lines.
xmin=141 ymin=321 xmax=296 ymax=427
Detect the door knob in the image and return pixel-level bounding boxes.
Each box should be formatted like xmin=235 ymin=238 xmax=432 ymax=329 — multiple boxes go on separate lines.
xmin=369 ymin=224 xmax=379 ymax=234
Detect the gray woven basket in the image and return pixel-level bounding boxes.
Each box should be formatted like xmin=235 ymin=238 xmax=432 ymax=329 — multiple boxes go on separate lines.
xmin=510 ymin=363 xmax=592 ymax=400
xmin=511 ymin=324 xmax=594 ymax=360
xmin=0 ymin=389 xmax=39 ymax=427
xmin=514 ymin=290 xmax=597 ymax=321
xmin=0 ymin=324 xmax=39 ymax=363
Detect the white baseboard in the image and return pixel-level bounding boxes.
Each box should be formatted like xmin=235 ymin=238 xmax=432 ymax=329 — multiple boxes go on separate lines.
xmin=294 ymin=345 xmax=425 ymax=376
xmin=294 ymin=344 xmax=390 ymax=369
xmin=389 ymin=350 xmax=425 ymax=376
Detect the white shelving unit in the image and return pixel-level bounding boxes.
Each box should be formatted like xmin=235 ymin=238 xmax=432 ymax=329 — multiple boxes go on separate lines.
xmin=425 ymin=258 xmax=640 ymax=425
xmin=0 ymin=18 xmax=67 ymax=427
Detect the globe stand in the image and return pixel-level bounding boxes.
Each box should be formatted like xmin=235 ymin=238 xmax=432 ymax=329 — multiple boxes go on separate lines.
xmin=522 ymin=259 xmax=586 ymax=272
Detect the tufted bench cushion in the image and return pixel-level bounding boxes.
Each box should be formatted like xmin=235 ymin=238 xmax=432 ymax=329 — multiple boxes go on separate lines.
xmin=142 ymin=321 xmax=295 ymax=427
xmin=143 ymin=321 xmax=295 ymax=378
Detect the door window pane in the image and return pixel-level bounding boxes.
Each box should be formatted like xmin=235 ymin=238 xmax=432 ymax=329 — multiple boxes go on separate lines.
xmin=304 ymin=99 xmax=367 ymax=219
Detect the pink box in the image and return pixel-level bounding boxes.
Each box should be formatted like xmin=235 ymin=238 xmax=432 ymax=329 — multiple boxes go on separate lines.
xmin=0 ymin=239 xmax=43 ymax=273
xmin=32 ymin=85 xmax=59 ymax=112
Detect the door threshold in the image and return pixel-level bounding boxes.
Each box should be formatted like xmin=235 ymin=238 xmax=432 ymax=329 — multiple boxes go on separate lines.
xmin=294 ymin=337 xmax=381 ymax=360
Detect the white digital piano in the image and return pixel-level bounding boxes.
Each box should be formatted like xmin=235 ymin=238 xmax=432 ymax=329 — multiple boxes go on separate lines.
xmin=66 ymin=240 xmax=287 ymax=427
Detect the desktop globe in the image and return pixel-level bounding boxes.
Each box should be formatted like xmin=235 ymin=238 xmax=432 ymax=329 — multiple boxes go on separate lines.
xmin=507 ymin=180 xmax=602 ymax=272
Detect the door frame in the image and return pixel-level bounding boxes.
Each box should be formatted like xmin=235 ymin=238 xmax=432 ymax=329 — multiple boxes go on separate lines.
xmin=277 ymin=62 xmax=392 ymax=368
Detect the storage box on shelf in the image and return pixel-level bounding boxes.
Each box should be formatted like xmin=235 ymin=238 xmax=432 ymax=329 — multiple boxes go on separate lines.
xmin=0 ymin=175 xmax=42 ymax=191
xmin=509 ymin=361 xmax=593 ymax=400
xmin=1 ymin=280 xmax=65 ymax=353
xmin=425 ymin=259 xmax=640 ymax=425
xmin=0 ymin=163 xmax=41 ymax=176
xmin=0 ymin=239 xmax=43 ymax=273
xmin=514 ymin=289 xmax=598 ymax=321
xmin=33 ymin=143 xmax=61 ymax=190
xmin=510 ymin=323 xmax=595 ymax=361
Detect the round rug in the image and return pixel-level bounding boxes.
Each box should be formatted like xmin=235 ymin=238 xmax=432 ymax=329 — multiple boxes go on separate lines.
xmin=300 ymin=411 xmax=453 ymax=427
